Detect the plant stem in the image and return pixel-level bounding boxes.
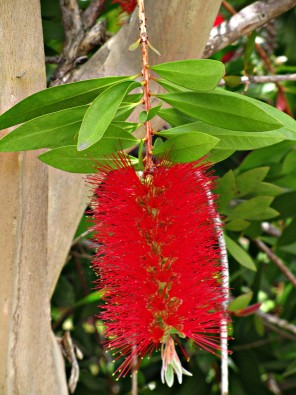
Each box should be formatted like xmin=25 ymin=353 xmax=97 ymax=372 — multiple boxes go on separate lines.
xmin=137 ymin=0 xmax=153 ymax=172
xmin=255 ymin=239 xmax=296 ymax=289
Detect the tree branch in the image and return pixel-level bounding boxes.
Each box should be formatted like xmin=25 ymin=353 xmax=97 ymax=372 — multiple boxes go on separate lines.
xmin=203 ymin=0 xmax=296 ymax=58
xmin=82 ymin=0 xmax=106 ymax=29
xmin=220 ymin=73 xmax=296 ymax=86
xmin=257 ymin=311 xmax=296 ymax=336
xmin=255 ymin=239 xmax=296 ymax=289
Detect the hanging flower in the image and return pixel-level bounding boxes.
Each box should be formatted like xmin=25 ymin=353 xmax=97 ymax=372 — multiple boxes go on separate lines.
xmin=89 ymin=158 xmax=227 ymax=385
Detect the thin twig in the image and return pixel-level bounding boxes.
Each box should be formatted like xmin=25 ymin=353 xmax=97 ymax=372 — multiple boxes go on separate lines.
xmin=257 ymin=311 xmax=296 ymax=336
xmin=255 ymin=239 xmax=296 ymax=289
xmin=220 ymin=73 xmax=296 ymax=86
xmin=137 ymin=0 xmax=153 ymax=172
xmin=82 ymin=0 xmax=106 ymax=29
xmin=203 ymin=0 xmax=296 ymax=58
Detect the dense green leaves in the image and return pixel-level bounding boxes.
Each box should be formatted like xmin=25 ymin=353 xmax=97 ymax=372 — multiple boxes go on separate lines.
xmin=157 ymin=122 xmax=284 ymax=151
xmin=152 ymin=132 xmax=219 ymax=162
xmin=229 ymin=196 xmax=278 ymax=221
xmin=157 ymin=89 xmax=282 ymax=132
xmin=77 ymin=81 xmax=141 ymax=150
xmin=0 ymin=105 xmax=87 ymax=151
xmin=0 ymin=76 xmax=131 ymax=129
xmin=39 ymin=125 xmax=139 ymax=172
xmin=151 ymin=59 xmax=225 ymax=91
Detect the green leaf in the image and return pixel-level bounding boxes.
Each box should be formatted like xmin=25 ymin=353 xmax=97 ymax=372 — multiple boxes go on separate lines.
xmin=157 ymin=89 xmax=282 ymax=132
xmin=282 ymin=150 xmax=296 ymax=174
xmin=235 ymin=91 xmax=296 ymax=140
xmin=39 ymin=125 xmax=139 ymax=173
xmin=236 ymin=167 xmax=270 ymax=197
xmin=207 ymin=149 xmax=235 ymax=163
xmin=225 ymin=219 xmax=250 ymax=232
xmin=157 ymin=121 xmax=284 ymax=150
xmin=225 ymin=235 xmax=257 ymax=271
xmin=216 ymin=170 xmax=236 ymax=211
xmin=224 ymin=76 xmax=242 ymax=88
xmin=153 ymin=137 xmax=164 ymax=150
xmin=158 ymin=108 xmax=196 ymax=127
xmin=152 ymin=132 xmax=219 ymax=162
xmin=111 ymin=121 xmax=139 ymax=133
xmin=156 ymin=79 xmax=188 ymax=93
xmin=239 ymin=141 xmax=294 ymax=172
xmin=244 ymin=31 xmax=256 ymax=75
xmin=229 ymin=196 xmax=278 ymax=221
xmin=0 ymin=105 xmax=87 ymax=151
xmin=146 ymin=104 xmax=162 ymax=121
xmin=229 ymin=292 xmax=253 ymax=312
xmin=252 ymin=182 xmax=283 ymax=197
xmin=139 ymin=111 xmax=148 ymax=123
xmin=272 ymin=191 xmax=296 ymax=218
xmin=77 ymin=81 xmax=141 ymax=150
xmin=278 ymin=219 xmax=296 ymax=247
xmin=151 ymin=59 xmax=225 ymax=91
xmin=0 ymin=76 xmax=131 ymax=129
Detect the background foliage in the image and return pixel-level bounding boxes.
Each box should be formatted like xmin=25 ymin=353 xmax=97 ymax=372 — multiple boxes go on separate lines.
xmin=15 ymin=0 xmax=296 ymax=394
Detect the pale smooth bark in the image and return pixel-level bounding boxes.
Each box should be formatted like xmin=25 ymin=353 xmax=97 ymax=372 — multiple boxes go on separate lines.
xmin=0 ymin=1 xmax=68 ymax=394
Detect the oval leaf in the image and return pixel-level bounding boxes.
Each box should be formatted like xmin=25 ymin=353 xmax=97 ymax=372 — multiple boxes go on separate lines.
xmin=77 ymin=81 xmax=141 ymax=150
xmin=153 ymin=132 xmax=219 ymax=162
xmin=225 ymin=235 xmax=257 ymax=271
xmin=39 ymin=126 xmax=139 ymax=173
xmin=151 ymin=59 xmax=225 ymax=91
xmin=157 ymin=90 xmax=282 ymax=132
xmin=0 ymin=76 xmax=131 ymax=129
xmin=157 ymin=121 xmax=284 ymax=150
xmin=0 ymin=105 xmax=88 ymax=151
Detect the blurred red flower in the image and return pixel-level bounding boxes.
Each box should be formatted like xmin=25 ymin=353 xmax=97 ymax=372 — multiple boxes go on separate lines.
xmin=112 ymin=0 xmax=137 ymax=14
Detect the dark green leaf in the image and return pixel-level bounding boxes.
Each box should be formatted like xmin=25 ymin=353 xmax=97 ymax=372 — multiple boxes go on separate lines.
xmin=157 ymin=90 xmax=282 ymax=132
xmin=78 ymin=81 xmax=141 ymax=150
xmin=272 ymin=191 xmax=296 ymax=218
xmin=278 ymin=219 xmax=296 ymax=246
xmin=0 ymin=105 xmax=87 ymax=151
xmin=225 ymin=235 xmax=257 ymax=271
xmin=152 ymin=132 xmax=219 ymax=162
xmin=236 ymin=167 xmax=270 ymax=197
xmin=151 ymin=59 xmax=225 ymax=91
xmin=111 ymin=121 xmax=139 ymax=133
xmin=225 ymin=219 xmax=250 ymax=232
xmin=216 ymin=170 xmax=236 ymax=211
xmin=0 ymin=76 xmax=131 ymax=129
xmin=229 ymin=197 xmax=278 ymax=221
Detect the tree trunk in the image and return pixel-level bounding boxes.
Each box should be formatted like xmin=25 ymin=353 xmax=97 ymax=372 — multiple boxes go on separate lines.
xmin=0 ymin=1 xmax=68 ymax=394
xmin=0 ymin=1 xmax=222 ymax=393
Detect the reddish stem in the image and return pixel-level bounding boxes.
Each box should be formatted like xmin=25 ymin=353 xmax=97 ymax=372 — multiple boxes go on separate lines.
xmin=137 ymin=0 xmax=153 ymax=172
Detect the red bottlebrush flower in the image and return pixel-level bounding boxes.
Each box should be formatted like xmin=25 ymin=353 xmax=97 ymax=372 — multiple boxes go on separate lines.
xmin=90 ymin=158 xmax=227 ymax=382
xmin=112 ymin=0 xmax=137 ymax=14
